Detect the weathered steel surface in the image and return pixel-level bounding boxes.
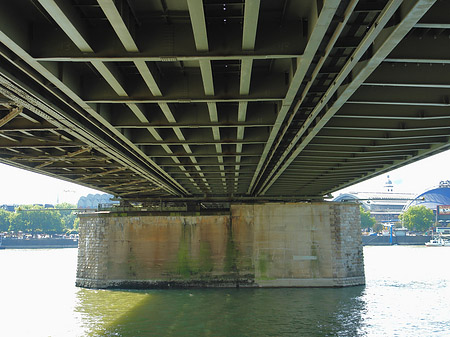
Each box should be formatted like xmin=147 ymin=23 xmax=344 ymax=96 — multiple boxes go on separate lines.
xmin=0 ymin=0 xmax=447 ymax=202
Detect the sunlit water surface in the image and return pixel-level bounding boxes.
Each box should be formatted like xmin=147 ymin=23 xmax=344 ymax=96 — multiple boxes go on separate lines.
xmin=1 ymin=246 xmax=450 ymax=336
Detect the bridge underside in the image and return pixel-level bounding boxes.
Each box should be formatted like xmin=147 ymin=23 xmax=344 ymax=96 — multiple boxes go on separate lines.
xmin=0 ymin=0 xmax=448 ymax=203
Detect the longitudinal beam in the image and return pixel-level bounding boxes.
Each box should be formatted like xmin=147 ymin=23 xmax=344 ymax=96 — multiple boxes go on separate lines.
xmin=98 ymin=0 xmax=198 ymax=194
xmin=37 ymin=0 xmax=93 ymax=52
xmin=233 ymin=0 xmax=261 ymax=192
xmin=188 ymin=0 xmax=226 ymax=193
xmin=257 ymin=0 xmax=437 ymax=195
xmin=248 ymin=0 xmax=341 ymax=194
xmin=248 ymin=0 xmax=359 ymax=195
xmin=33 ymin=0 xmax=189 ymax=196
xmin=0 ymin=0 xmax=447 ymax=201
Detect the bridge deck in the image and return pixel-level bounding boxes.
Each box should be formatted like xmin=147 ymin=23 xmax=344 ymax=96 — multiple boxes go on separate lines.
xmin=0 ymin=0 xmax=448 ymax=202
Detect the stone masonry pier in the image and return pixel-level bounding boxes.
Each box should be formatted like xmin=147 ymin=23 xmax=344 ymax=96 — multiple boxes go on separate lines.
xmin=76 ymin=202 xmax=365 ymax=289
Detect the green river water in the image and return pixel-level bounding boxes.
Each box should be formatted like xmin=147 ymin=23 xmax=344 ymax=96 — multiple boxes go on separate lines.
xmin=1 ymin=246 xmax=450 ymax=336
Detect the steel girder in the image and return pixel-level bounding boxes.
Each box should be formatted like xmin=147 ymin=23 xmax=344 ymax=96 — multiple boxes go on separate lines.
xmin=0 ymin=0 xmax=447 ymax=202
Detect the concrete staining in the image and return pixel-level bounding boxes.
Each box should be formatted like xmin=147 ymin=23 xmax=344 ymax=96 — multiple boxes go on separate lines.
xmin=76 ymin=203 xmax=365 ymax=289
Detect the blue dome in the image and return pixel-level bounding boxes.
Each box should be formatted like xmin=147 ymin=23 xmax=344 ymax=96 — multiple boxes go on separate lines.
xmin=404 ymin=187 xmax=450 ymax=211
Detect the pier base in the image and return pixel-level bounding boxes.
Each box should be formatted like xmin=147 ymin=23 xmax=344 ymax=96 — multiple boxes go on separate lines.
xmin=76 ymin=202 xmax=365 ymax=289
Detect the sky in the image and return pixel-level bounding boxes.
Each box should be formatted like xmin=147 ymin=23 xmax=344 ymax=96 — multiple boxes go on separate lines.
xmin=334 ymin=149 xmax=450 ymax=196
xmin=0 ymin=148 xmax=449 ymax=205
xmin=0 ymin=164 xmax=100 ymax=205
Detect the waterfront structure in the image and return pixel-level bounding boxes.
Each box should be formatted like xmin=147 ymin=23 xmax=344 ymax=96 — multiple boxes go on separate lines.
xmin=0 ymin=0 xmax=449 ymax=288
xmin=77 ymin=193 xmax=117 ymax=210
xmin=333 ymin=176 xmax=416 ymax=225
xmin=335 ymin=179 xmax=450 ymax=232
xmin=403 ymin=180 xmax=450 ymax=231
xmin=404 ymin=181 xmax=450 ymax=213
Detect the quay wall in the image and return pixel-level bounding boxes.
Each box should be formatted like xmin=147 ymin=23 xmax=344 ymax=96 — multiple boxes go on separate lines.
xmin=362 ymin=235 xmax=431 ymax=246
xmin=76 ymin=202 xmax=365 ymax=289
xmin=0 ymin=238 xmax=78 ymax=249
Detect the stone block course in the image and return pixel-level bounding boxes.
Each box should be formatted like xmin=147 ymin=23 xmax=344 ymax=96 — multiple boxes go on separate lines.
xmin=76 ymin=202 xmax=365 ymax=289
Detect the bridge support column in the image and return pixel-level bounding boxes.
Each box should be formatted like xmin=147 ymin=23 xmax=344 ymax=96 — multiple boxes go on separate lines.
xmin=76 ymin=202 xmax=365 ymax=289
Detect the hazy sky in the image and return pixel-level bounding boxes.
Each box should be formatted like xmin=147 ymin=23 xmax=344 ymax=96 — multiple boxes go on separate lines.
xmin=334 ymin=149 xmax=450 ymax=195
xmin=0 ymin=164 xmax=100 ymax=205
xmin=0 ymin=149 xmax=449 ymax=205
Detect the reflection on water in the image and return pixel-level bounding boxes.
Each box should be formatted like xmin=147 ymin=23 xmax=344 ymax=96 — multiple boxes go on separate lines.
xmin=360 ymin=246 xmax=450 ymax=337
xmin=77 ymin=287 xmax=364 ymax=336
xmin=1 ymin=247 xmax=450 ymax=336
xmin=75 ymin=289 xmax=150 ymax=336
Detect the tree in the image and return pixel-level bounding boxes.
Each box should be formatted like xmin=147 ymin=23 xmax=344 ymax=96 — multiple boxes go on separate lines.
xmin=55 ymin=203 xmax=77 ymax=230
xmin=8 ymin=210 xmax=26 ymax=233
xmin=400 ymin=205 xmax=434 ymax=232
xmin=360 ymin=206 xmax=376 ymax=229
xmin=11 ymin=205 xmax=64 ymax=234
xmin=2 ymin=204 xmax=79 ymax=234
xmin=0 ymin=209 xmax=12 ymax=232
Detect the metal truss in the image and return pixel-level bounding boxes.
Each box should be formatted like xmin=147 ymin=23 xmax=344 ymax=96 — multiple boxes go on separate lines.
xmin=0 ymin=0 xmax=448 ymax=202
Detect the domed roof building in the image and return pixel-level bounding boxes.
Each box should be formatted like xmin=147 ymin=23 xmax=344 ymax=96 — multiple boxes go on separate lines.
xmin=384 ymin=175 xmax=394 ymax=192
xmin=403 ymin=180 xmax=450 ymax=211
xmin=334 ymin=177 xmax=450 ymax=227
xmin=333 ymin=175 xmax=416 ymax=224
xmin=77 ymin=193 xmax=118 ymax=209
xmin=403 ymin=180 xmax=450 ymax=230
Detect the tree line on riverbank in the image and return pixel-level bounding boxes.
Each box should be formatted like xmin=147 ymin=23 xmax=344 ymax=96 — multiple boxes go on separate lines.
xmin=0 ymin=203 xmax=78 ymax=234
xmin=360 ymin=205 xmax=435 ymax=232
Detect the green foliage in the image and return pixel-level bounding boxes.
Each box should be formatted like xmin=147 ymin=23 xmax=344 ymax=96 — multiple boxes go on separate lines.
xmin=400 ymin=205 xmax=434 ymax=232
xmin=10 ymin=205 xmax=62 ymax=233
xmin=55 ymin=203 xmax=77 ymax=229
xmin=73 ymin=217 xmax=80 ymax=230
xmin=360 ymin=206 xmax=376 ymax=229
xmin=0 ymin=209 xmax=12 ymax=232
xmin=2 ymin=204 xmax=79 ymax=234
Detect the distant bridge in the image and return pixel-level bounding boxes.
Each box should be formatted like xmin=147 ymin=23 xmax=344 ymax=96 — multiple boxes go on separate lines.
xmin=0 ymin=0 xmax=448 ymax=203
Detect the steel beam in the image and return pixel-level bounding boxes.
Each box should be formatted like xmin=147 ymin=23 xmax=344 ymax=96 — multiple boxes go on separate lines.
xmin=28 ymin=0 xmax=190 ymax=195
xmin=248 ymin=0 xmax=341 ymax=194
xmin=37 ymin=0 xmax=93 ymax=52
xmin=258 ymin=0 xmax=437 ymax=195
xmin=97 ymin=0 xmax=139 ymax=52
xmin=0 ymin=106 xmax=22 ymax=127
xmin=0 ymin=0 xmax=448 ymax=200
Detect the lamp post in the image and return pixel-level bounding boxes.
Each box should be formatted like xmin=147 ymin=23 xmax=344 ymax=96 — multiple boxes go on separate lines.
xmin=436 ymin=205 xmax=439 ymax=228
xmin=389 ymin=224 xmax=393 ymax=245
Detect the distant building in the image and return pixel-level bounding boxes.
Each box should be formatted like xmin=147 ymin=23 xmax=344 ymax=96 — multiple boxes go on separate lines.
xmin=403 ymin=180 xmax=450 ymax=230
xmin=1 ymin=204 xmax=54 ymax=212
xmin=334 ymin=177 xmax=450 ymax=226
xmin=32 ymin=204 xmax=55 ymax=208
xmin=77 ymin=193 xmax=118 ymax=209
xmin=333 ymin=176 xmax=416 ymax=224
xmin=1 ymin=205 xmax=16 ymax=212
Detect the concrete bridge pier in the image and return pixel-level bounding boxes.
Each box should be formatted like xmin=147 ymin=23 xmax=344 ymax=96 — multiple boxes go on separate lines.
xmin=76 ymin=202 xmax=365 ymax=289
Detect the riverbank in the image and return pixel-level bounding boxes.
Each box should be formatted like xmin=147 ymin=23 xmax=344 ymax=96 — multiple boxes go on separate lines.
xmin=0 ymin=238 xmax=78 ymax=249
xmin=362 ymin=235 xmax=431 ymax=246
xmin=1 ymin=236 xmax=430 ymax=248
